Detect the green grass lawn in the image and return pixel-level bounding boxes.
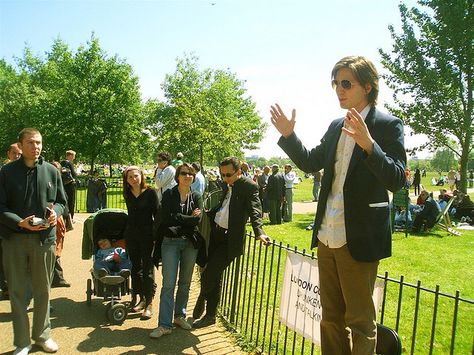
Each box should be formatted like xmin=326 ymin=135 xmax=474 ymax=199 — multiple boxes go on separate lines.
xmin=254 ymin=214 xmax=474 ymax=354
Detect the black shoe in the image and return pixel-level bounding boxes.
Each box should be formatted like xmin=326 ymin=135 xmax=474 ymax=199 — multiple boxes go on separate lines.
xmin=193 ymin=315 xmax=216 ymax=328
xmin=192 ymin=295 xmax=205 ymax=319
xmin=52 ymin=280 xmax=71 ymax=288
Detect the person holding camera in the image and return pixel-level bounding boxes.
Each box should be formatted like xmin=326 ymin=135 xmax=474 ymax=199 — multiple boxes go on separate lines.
xmin=0 ymin=128 xmax=67 ymax=355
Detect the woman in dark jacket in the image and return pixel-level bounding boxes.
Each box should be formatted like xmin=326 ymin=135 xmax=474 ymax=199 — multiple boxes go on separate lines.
xmin=150 ymin=163 xmax=203 ymax=338
xmin=123 ymin=166 xmax=159 ymax=319
xmin=413 ymin=168 xmax=421 ymax=196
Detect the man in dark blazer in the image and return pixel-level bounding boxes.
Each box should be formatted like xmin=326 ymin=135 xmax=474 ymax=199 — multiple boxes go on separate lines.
xmin=0 ymin=128 xmax=67 ymax=354
xmin=266 ymin=164 xmax=285 ymax=224
xmin=192 ymin=157 xmax=270 ymax=328
xmin=270 ymin=56 xmax=406 ymax=354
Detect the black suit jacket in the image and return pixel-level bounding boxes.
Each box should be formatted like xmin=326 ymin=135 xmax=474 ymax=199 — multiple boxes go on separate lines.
xmin=278 ymin=107 xmax=406 ymax=262
xmin=212 ymin=177 xmax=264 ymax=261
xmin=266 ymin=172 xmax=285 ymax=200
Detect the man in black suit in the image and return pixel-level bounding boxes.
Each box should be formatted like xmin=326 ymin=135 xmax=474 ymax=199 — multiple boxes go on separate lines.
xmin=270 ymin=56 xmax=406 ymax=354
xmin=266 ymin=164 xmax=285 ymax=224
xmin=192 ymin=157 xmax=270 ymax=328
xmin=60 ymin=150 xmax=77 ymax=220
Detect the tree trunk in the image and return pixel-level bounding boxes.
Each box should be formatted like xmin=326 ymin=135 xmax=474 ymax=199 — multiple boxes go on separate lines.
xmin=459 ymin=144 xmax=469 ymax=194
xmin=199 ymin=143 xmax=204 ymax=172
xmin=109 ymin=160 xmax=113 ymax=178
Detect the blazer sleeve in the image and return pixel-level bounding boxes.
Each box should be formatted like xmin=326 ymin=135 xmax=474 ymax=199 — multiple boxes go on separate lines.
xmin=364 ymin=116 xmax=406 ymax=192
xmin=277 ymin=120 xmax=338 ymax=174
xmin=245 ymin=180 xmax=264 ymax=237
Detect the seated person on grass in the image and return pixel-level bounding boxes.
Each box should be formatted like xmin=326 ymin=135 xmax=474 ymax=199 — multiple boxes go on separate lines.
xmin=453 ymin=192 xmax=474 ymax=222
xmin=394 ymin=207 xmax=412 ymax=229
xmin=411 ymin=191 xmax=441 ymax=233
xmin=93 ymin=238 xmax=131 ymax=278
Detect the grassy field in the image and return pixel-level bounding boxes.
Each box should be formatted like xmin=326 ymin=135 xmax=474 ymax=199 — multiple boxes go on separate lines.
xmin=242 ymin=216 xmax=474 ymax=354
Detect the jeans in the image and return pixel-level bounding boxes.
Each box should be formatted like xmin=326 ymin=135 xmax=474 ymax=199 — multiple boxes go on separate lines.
xmin=93 ymin=258 xmax=132 ymax=275
xmin=158 ymin=237 xmax=198 ymax=329
xmin=313 ymin=181 xmax=320 ymax=201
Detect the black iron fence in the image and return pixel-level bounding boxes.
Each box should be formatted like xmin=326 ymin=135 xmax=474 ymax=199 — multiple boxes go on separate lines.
xmin=76 ymin=185 xmax=474 ymax=353
xmin=219 ymin=235 xmax=474 ymax=354
xmin=75 ymin=178 xmax=126 ymax=213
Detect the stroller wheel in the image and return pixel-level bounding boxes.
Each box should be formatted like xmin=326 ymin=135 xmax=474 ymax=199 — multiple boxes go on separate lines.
xmin=86 ymin=279 xmax=92 ymax=306
xmin=108 ymin=303 xmax=128 ymax=325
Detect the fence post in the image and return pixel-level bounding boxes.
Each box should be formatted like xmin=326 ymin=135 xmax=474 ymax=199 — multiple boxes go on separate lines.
xmin=229 ymin=256 xmax=241 ymax=323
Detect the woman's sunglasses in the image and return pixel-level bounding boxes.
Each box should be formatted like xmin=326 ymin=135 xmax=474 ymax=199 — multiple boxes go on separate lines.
xmin=179 ymin=171 xmax=195 ymax=177
xmin=331 ymin=79 xmax=356 ymax=90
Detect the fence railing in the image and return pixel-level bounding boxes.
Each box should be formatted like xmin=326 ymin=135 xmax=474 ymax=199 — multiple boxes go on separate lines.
xmin=75 ymin=179 xmax=126 ymax=213
xmin=218 ymin=234 xmax=474 ymax=355
xmin=76 ymin=185 xmax=474 ymax=353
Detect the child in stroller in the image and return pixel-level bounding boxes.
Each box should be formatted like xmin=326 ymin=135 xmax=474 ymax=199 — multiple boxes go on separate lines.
xmin=84 ymin=209 xmax=131 ymax=324
xmin=93 ymin=237 xmax=132 ymax=279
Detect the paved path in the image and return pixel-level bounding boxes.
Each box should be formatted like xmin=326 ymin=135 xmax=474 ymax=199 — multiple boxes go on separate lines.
xmin=0 ymin=214 xmax=244 ymax=355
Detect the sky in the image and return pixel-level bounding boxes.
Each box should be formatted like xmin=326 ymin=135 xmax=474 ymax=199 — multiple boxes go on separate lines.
xmin=0 ymin=0 xmax=427 ymax=159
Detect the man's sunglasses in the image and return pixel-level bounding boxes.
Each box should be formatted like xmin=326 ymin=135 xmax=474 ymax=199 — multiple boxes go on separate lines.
xmin=221 ymin=171 xmax=236 ymax=178
xmin=331 ymin=79 xmax=356 ymax=90
xmin=179 ymin=171 xmax=195 ymax=177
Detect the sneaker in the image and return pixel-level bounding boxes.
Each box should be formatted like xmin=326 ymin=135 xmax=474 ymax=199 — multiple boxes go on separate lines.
xmin=149 ymin=326 xmax=172 ymax=338
xmin=174 ymin=316 xmax=192 ymax=330
xmin=132 ymin=299 xmax=146 ymax=313
xmin=192 ymin=315 xmax=216 ymax=328
xmin=13 ymin=345 xmax=32 ymax=355
xmin=35 ymin=338 xmax=58 ymax=353
xmin=119 ymin=269 xmax=131 ymax=278
xmin=141 ymin=304 xmax=153 ymax=320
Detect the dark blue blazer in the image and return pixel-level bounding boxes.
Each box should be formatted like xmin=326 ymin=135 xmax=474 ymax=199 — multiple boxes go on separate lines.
xmin=278 ymin=107 xmax=406 ymax=262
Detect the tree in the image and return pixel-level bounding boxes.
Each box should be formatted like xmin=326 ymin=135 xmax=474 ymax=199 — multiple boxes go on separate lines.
xmin=379 ymin=0 xmax=473 ymax=193
xmin=146 ymin=54 xmax=266 ymax=167
xmin=0 ymin=56 xmax=40 ymax=152
xmin=430 ymin=148 xmax=456 ymax=173
xmin=0 ymin=36 xmax=147 ymax=170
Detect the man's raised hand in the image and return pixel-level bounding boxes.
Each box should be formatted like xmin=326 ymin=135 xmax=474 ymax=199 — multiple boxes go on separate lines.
xmin=270 ymin=103 xmax=296 ymax=138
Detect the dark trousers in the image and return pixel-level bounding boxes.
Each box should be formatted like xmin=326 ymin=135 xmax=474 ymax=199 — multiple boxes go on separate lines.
xmin=51 ymin=256 xmax=66 ymax=285
xmin=268 ymin=199 xmax=282 ymax=224
xmin=126 ymin=236 xmax=156 ymax=303
xmin=64 ymin=183 xmax=76 ymax=219
xmin=198 ymin=225 xmax=233 ymax=317
xmin=0 ymin=239 xmax=7 ymax=292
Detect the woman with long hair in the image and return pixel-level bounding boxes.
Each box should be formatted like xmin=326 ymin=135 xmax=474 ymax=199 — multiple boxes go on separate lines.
xmin=150 ymin=163 xmax=203 ymax=338
xmin=122 ymin=166 xmax=159 ymax=319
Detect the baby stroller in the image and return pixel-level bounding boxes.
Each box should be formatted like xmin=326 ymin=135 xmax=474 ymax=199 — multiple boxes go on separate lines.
xmin=82 ymin=208 xmax=131 ymax=324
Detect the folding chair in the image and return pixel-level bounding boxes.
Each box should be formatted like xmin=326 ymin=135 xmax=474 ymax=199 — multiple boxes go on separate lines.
xmin=435 ymin=197 xmax=461 ymax=236
xmin=376 ymin=323 xmax=402 ymax=355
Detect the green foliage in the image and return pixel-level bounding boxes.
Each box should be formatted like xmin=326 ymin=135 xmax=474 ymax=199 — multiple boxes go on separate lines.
xmin=0 ymin=35 xmax=148 ymax=168
xmin=429 ymin=148 xmax=457 ymax=172
xmin=379 ymin=0 xmax=474 ymax=193
xmin=145 ymin=54 xmax=267 ymax=166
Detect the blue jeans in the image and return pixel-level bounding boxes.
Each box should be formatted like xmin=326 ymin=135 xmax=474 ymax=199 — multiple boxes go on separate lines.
xmin=158 ymin=237 xmax=198 ymax=329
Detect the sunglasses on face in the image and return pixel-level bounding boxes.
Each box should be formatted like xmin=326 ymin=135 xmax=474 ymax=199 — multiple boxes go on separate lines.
xmin=221 ymin=171 xmax=236 ymax=178
xmin=179 ymin=171 xmax=195 ymax=177
xmin=331 ymin=79 xmax=356 ymax=90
